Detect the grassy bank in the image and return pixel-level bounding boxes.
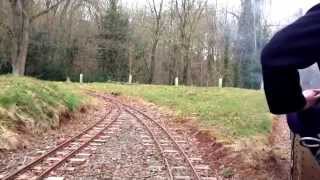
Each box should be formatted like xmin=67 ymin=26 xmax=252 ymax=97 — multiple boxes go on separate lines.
xmin=86 ymin=83 xmax=271 ymax=139
xmin=0 ymin=76 xmax=271 ymax=149
xmin=0 ymin=76 xmax=84 ymax=149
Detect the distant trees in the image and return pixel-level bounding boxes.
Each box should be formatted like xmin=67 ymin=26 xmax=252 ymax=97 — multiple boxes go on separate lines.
xmin=147 ymin=0 xmax=164 ymax=84
xmin=24 ymin=0 xmax=103 ymax=81
xmin=0 ymin=0 xmax=273 ymax=89
xmin=97 ymin=0 xmax=129 ymax=82
xmin=174 ymin=0 xmax=206 ymax=85
xmin=5 ymin=0 xmax=67 ymax=76
xmin=234 ymin=0 xmax=269 ymax=89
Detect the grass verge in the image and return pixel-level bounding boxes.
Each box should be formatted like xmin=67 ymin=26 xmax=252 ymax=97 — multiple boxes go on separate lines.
xmin=85 ymin=83 xmax=271 ymax=140
xmin=0 ymin=76 xmax=271 ymax=148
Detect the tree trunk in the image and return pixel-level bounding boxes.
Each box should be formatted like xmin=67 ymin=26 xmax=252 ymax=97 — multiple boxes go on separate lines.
xmin=182 ymin=41 xmax=192 ymax=85
xmin=183 ymin=54 xmax=192 ymax=85
xmin=149 ymin=40 xmax=158 ymax=84
xmin=9 ymin=0 xmax=65 ymax=76
xmin=168 ymin=43 xmax=178 ymax=84
xmin=207 ymin=46 xmax=215 ymax=86
xmin=10 ymin=0 xmax=31 ymax=76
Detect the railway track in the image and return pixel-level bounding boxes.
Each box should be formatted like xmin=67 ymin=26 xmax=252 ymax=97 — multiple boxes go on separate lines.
xmin=102 ymin=94 xmax=215 ymax=180
xmin=3 ymin=103 xmax=121 ymax=180
xmin=2 ymin=93 xmax=215 ymax=180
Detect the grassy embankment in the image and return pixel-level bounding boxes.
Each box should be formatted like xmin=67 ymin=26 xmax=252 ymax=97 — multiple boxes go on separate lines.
xmin=0 ymin=76 xmax=85 ymax=149
xmin=0 ymin=76 xmax=271 ymax=149
xmin=86 ymin=83 xmax=271 ymax=140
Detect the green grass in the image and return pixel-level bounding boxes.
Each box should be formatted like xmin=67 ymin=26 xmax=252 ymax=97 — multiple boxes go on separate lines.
xmin=0 ymin=75 xmax=84 ymax=134
xmin=0 ymin=75 xmax=271 ymax=143
xmin=87 ymin=83 xmax=271 ymax=138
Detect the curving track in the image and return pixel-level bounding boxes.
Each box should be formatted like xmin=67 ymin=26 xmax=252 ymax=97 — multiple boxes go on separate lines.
xmin=2 ymin=93 xmax=215 ymax=180
xmin=3 ymin=102 xmax=121 ymax=180
xmin=101 ymin=94 xmax=214 ymax=180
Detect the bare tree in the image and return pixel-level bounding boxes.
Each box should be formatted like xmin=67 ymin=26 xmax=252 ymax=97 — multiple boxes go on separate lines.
xmin=147 ymin=0 xmax=164 ymax=84
xmin=175 ymin=0 xmax=206 ymax=85
xmin=0 ymin=0 xmax=67 ymax=75
xmin=204 ymin=3 xmax=217 ymax=86
xmin=0 ymin=0 xmax=271 ymax=87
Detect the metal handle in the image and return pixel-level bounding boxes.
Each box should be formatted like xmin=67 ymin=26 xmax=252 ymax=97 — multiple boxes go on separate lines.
xmin=300 ymin=137 xmax=320 ymax=148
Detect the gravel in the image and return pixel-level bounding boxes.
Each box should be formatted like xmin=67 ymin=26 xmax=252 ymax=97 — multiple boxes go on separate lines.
xmin=1 ymin=96 xmax=216 ymax=179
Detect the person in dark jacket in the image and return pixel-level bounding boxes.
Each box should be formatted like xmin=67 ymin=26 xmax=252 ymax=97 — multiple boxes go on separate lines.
xmin=261 ymin=3 xmax=320 ymax=115
xmin=261 ymin=3 xmax=320 ymax=161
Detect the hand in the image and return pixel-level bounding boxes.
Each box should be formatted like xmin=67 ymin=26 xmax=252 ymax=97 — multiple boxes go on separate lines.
xmin=303 ymin=89 xmax=320 ymax=110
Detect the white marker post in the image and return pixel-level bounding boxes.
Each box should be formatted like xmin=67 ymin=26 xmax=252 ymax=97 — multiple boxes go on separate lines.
xmin=175 ymin=77 xmax=179 ymax=87
xmin=218 ymin=78 xmax=223 ymax=88
xmin=128 ymin=74 xmax=133 ymax=84
xmin=66 ymin=76 xmax=71 ymax=83
xmin=80 ymin=73 xmax=83 ymax=84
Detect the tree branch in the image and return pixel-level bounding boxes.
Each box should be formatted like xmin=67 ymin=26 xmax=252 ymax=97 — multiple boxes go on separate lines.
xmin=31 ymin=0 xmax=67 ymax=22
xmin=0 ymin=21 xmax=14 ymax=40
xmin=175 ymin=0 xmax=183 ymax=22
xmin=227 ymin=11 xmax=240 ymax=21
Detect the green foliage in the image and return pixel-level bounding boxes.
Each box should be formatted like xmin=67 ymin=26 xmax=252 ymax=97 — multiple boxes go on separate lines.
xmin=0 ymin=33 xmax=11 ymax=74
xmin=90 ymin=83 xmax=271 ymax=138
xmin=26 ymin=30 xmax=78 ymax=81
xmin=63 ymin=92 xmax=81 ymax=111
xmin=222 ymin=31 xmax=232 ymax=87
xmin=97 ymin=0 xmax=129 ymax=82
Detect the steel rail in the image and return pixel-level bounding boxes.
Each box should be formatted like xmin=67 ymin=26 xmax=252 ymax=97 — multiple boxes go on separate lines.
xmin=36 ymin=106 xmax=121 ymax=179
xmin=3 ymin=104 xmax=115 ymax=180
xmin=103 ymin=96 xmax=201 ymax=180
xmin=124 ymin=108 xmax=174 ymax=180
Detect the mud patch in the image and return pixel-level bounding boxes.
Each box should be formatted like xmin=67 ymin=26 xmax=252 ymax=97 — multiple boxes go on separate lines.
xmin=59 ymin=111 xmax=74 ymax=124
xmin=171 ymin=115 xmax=291 ymax=180
xmin=179 ymin=116 xmax=290 ymax=180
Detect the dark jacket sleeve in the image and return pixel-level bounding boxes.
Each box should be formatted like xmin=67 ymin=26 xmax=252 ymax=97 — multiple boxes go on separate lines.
xmin=261 ymin=4 xmax=320 ymax=115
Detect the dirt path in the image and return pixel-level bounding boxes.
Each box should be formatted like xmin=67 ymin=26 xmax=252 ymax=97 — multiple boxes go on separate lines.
xmin=0 ymin=94 xmax=291 ymax=180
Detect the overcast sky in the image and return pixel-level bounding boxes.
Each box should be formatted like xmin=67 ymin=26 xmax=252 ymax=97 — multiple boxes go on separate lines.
xmin=123 ymin=0 xmax=319 ymax=25
xmin=209 ymin=0 xmax=319 ymax=25
xmin=268 ymin=0 xmax=319 ymax=24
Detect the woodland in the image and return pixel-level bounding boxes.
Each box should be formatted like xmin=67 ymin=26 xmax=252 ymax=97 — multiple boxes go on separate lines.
xmin=0 ymin=0 xmax=271 ymax=89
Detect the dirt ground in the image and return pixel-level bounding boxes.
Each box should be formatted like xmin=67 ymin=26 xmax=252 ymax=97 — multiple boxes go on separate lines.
xmin=0 ymin=95 xmax=291 ymax=180
xmin=174 ymin=114 xmax=291 ymax=180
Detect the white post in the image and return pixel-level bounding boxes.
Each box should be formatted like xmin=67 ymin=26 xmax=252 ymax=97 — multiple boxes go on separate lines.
xmin=128 ymin=74 xmax=133 ymax=84
xmin=218 ymin=78 xmax=223 ymax=88
xmin=80 ymin=73 xmax=83 ymax=84
xmin=175 ymin=77 xmax=179 ymax=87
xmin=66 ymin=76 xmax=71 ymax=83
